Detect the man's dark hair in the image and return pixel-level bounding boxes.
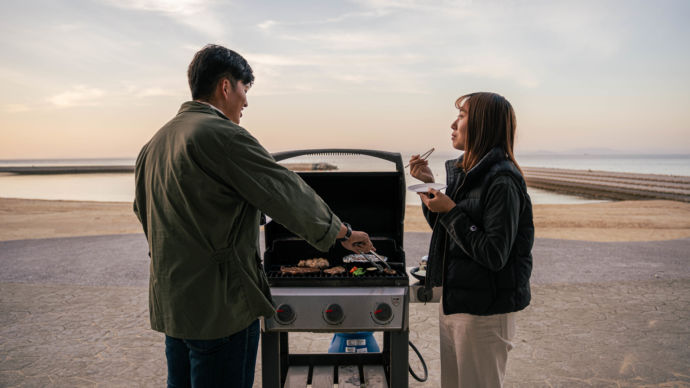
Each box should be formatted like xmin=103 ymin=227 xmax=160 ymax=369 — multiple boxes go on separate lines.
xmin=187 ymin=44 xmax=254 ymax=100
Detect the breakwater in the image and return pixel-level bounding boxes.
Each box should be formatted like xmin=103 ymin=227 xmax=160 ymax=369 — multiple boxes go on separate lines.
xmin=0 ymin=165 xmax=134 ymax=174
xmin=0 ymin=162 xmax=337 ymax=175
xmin=523 ymin=167 xmax=690 ymax=202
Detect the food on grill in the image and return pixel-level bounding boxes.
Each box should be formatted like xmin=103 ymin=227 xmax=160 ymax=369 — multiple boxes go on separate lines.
xmin=324 ymin=266 xmax=346 ymax=275
xmin=280 ymin=266 xmax=321 ymax=275
xmin=366 ymin=267 xmax=378 ymax=271
xmin=297 ymin=257 xmax=330 ymax=269
xmin=352 ymin=267 xmax=366 ymax=276
xmin=383 ymin=268 xmax=396 ymax=275
xmin=343 ymin=253 xmax=388 ymax=264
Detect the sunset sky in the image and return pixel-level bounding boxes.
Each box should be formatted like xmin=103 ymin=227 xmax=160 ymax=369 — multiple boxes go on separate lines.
xmin=1 ymin=0 xmax=688 ymax=159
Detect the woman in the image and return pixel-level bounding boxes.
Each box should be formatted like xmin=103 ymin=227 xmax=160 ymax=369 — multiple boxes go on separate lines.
xmin=409 ymin=92 xmax=534 ymax=387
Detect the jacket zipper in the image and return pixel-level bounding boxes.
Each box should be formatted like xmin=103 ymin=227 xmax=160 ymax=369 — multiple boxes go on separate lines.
xmin=426 ymin=168 xmax=468 ymax=305
xmin=446 ymin=173 xmax=471 ymax=259
xmin=439 ymin=172 xmax=468 ymax=292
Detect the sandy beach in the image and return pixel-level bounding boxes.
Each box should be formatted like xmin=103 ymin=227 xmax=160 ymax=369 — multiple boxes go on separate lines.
xmin=1 ymin=196 xmax=689 ymax=387
xmin=2 ymin=197 xmax=690 ymax=242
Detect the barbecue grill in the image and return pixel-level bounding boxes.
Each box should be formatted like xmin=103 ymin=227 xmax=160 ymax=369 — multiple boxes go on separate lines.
xmin=261 ymin=149 xmax=410 ymax=388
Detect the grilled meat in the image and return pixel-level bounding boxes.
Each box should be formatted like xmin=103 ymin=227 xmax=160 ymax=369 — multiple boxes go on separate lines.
xmin=342 ymin=253 xmax=388 ymax=263
xmin=323 ymin=266 xmax=346 ymax=275
xmin=297 ymin=257 xmax=330 ymax=269
xmin=280 ymin=266 xmax=321 ymax=275
xmin=383 ymin=268 xmax=396 ymax=275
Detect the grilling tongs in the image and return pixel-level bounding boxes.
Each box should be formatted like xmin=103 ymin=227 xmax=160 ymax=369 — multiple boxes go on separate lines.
xmin=354 ymin=244 xmax=392 ymax=273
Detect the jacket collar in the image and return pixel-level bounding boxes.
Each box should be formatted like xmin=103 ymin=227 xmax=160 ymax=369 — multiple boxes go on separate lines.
xmin=466 ymin=147 xmax=508 ymax=178
xmin=177 ymin=101 xmax=230 ymax=121
xmin=446 ymin=147 xmax=508 ymax=185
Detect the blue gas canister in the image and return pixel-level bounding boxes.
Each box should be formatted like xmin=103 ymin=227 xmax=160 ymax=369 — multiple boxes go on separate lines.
xmin=328 ymin=332 xmax=380 ymax=353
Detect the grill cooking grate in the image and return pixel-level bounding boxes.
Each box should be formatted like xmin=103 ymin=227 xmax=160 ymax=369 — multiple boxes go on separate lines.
xmin=266 ymin=263 xmax=409 ymax=287
xmin=267 ymin=269 xmax=404 ymax=280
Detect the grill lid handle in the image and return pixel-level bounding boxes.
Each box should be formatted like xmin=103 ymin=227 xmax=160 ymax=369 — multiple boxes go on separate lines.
xmin=271 ymin=148 xmax=404 ymax=175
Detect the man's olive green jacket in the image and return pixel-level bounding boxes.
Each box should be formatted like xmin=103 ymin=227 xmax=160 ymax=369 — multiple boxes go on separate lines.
xmin=134 ymin=101 xmax=341 ymax=339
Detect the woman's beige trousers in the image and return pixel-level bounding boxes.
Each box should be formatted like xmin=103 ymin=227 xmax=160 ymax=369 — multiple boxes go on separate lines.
xmin=439 ymin=306 xmax=516 ymax=388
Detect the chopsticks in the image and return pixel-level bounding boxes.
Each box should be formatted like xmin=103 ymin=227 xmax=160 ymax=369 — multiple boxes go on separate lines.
xmin=404 ymin=147 xmax=435 ymax=168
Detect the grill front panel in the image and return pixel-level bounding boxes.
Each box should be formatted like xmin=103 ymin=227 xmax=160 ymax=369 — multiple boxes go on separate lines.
xmin=263 ymin=287 xmax=408 ymax=332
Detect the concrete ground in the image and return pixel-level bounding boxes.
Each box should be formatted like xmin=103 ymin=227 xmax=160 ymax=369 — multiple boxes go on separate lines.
xmin=1 ymin=232 xmax=689 ymax=387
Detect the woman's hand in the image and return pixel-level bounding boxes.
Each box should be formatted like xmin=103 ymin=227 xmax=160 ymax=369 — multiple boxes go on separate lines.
xmin=419 ymin=188 xmax=455 ymax=213
xmin=409 ymin=155 xmax=434 ymax=183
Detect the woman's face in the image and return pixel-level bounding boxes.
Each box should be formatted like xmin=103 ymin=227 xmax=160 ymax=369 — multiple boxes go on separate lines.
xmin=451 ymin=102 xmax=468 ymax=151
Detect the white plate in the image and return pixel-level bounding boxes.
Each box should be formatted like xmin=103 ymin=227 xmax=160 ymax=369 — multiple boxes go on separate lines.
xmin=407 ymin=183 xmax=447 ymax=193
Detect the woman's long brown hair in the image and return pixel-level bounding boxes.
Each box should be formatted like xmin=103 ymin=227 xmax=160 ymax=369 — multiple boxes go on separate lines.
xmin=456 ymin=92 xmax=522 ymax=175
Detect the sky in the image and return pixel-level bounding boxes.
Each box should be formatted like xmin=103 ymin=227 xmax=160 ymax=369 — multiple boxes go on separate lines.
xmin=0 ymin=0 xmax=689 ymax=159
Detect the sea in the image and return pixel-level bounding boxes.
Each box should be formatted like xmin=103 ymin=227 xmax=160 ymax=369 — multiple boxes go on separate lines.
xmin=1 ymin=153 xmax=689 ymax=205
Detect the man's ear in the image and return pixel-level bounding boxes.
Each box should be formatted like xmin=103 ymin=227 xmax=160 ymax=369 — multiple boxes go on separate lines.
xmin=221 ymin=78 xmax=230 ymax=96
xmin=214 ymin=78 xmax=228 ymax=97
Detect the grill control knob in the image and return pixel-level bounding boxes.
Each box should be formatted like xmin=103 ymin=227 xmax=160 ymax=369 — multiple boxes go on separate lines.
xmin=323 ymin=304 xmax=344 ymax=325
xmin=372 ymin=303 xmax=393 ymax=324
xmin=274 ymin=304 xmax=295 ymax=325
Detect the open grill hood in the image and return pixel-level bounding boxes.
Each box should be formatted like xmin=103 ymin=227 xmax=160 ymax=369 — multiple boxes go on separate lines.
xmin=264 ymin=149 xmax=408 ymax=287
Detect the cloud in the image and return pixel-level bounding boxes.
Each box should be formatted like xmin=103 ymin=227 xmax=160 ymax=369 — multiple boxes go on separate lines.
xmin=48 ymin=86 xmax=106 ymax=108
xmin=258 ymin=20 xmax=276 ymax=30
xmin=258 ymin=2 xmax=628 ymax=92
xmin=56 ymin=23 xmax=83 ymax=32
xmin=243 ymin=51 xmax=428 ymax=96
xmin=103 ymin=0 xmax=226 ymax=38
xmin=133 ymin=87 xmax=181 ymax=98
xmin=351 ymin=0 xmax=473 ymax=15
xmin=351 ymin=0 xmax=428 ymax=11
xmin=4 ymin=104 xmax=30 ymax=113
xmin=450 ymin=59 xmax=541 ymax=88
xmin=111 ymin=0 xmax=204 ymax=13
xmin=246 ymin=53 xmax=318 ymax=67
xmin=281 ymin=30 xmax=409 ymax=51
xmin=257 ymin=9 xmax=387 ymax=31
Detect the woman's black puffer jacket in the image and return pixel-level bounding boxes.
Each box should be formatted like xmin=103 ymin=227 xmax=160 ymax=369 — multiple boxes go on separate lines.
xmin=423 ymin=147 xmax=534 ymax=316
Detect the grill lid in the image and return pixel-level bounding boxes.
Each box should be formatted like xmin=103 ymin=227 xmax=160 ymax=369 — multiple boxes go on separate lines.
xmin=263 ymin=149 xmax=408 ymax=286
xmin=266 ymin=149 xmax=406 ymax=249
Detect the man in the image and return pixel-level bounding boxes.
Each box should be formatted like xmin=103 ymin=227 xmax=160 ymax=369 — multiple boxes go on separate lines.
xmin=133 ymin=44 xmax=374 ymax=388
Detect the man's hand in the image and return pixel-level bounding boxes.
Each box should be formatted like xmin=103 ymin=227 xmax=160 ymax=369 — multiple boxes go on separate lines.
xmin=340 ymin=230 xmax=375 ymax=253
xmin=419 ymin=188 xmax=455 ymax=213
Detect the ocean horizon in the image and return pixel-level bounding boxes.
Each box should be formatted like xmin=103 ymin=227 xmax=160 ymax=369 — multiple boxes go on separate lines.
xmin=1 ymin=153 xmax=689 ymax=205
xmin=2 ymin=152 xmax=689 ymax=174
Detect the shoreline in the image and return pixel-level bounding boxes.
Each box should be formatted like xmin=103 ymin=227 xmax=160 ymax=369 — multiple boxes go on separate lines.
xmin=3 ymin=165 xmax=689 ymax=202
xmin=2 ymin=197 xmax=690 ymax=243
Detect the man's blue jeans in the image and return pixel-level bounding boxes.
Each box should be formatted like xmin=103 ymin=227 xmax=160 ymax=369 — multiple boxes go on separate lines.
xmin=165 ymin=320 xmax=260 ymax=388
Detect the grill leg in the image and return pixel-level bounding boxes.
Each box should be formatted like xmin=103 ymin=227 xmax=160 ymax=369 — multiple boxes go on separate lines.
xmin=262 ymin=331 xmax=288 ymax=388
xmin=388 ymin=330 xmax=409 ymax=388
